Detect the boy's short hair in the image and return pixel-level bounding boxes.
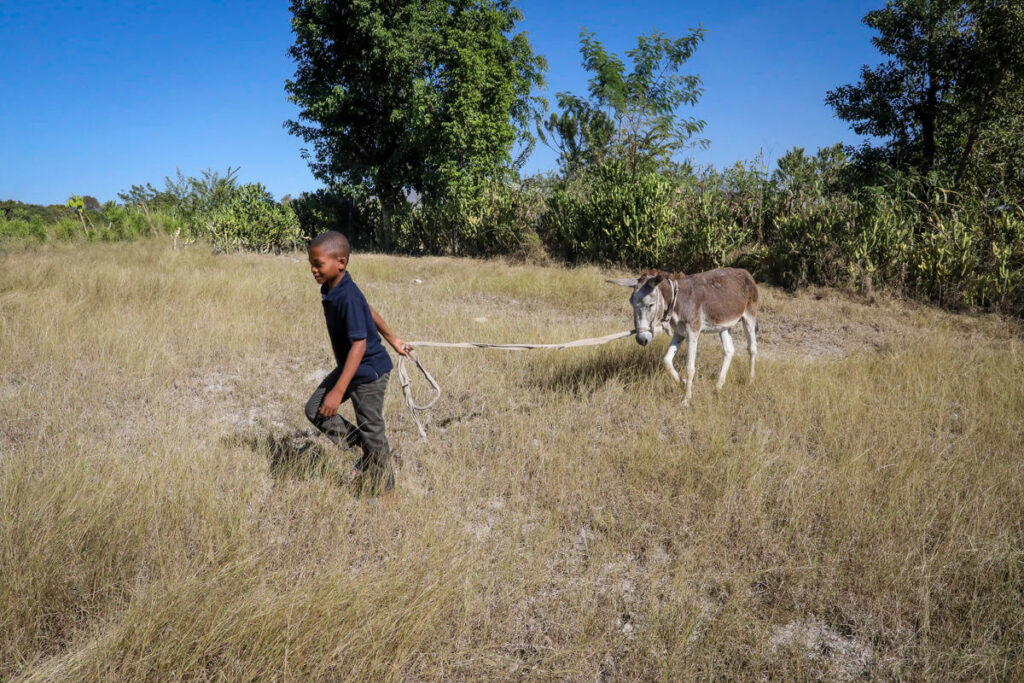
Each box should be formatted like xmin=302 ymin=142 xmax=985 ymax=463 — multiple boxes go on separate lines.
xmin=308 ymin=231 xmax=351 ymax=259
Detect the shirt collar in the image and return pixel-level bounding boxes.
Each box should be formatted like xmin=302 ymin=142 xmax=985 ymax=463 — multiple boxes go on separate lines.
xmin=321 ymin=271 xmax=352 ymax=299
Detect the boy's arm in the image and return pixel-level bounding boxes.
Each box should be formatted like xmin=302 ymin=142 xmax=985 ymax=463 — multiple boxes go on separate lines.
xmin=369 ymin=305 xmax=411 ymax=356
xmin=318 ymin=339 xmax=366 ymax=418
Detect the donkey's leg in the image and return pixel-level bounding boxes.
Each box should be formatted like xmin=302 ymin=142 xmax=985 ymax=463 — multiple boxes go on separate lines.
xmin=741 ymin=312 xmax=757 ymax=382
xmin=716 ymin=329 xmax=735 ymax=390
xmin=683 ymin=330 xmax=699 ymax=405
xmin=662 ymin=333 xmax=683 ymax=384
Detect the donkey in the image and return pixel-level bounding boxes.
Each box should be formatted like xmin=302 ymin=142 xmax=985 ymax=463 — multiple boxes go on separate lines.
xmin=607 ymin=268 xmax=759 ymax=405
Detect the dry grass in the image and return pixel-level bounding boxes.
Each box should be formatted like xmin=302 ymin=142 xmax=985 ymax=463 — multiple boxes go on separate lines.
xmin=1 ymin=238 xmax=1022 ymax=681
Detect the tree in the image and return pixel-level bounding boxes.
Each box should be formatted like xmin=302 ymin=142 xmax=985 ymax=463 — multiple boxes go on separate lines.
xmin=827 ymin=0 xmax=1024 ymax=186
xmin=540 ymin=28 xmax=707 ymax=179
xmin=946 ymin=2 xmax=1024 ymax=190
xmin=285 ymin=0 xmax=546 ymax=250
xmin=541 ymin=94 xmax=615 ymax=178
xmin=65 ymin=195 xmax=89 ymax=235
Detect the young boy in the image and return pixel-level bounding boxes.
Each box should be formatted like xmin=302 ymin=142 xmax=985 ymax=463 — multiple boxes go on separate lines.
xmin=304 ymin=230 xmax=410 ymax=497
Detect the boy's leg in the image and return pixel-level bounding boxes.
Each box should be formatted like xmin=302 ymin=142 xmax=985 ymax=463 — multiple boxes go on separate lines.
xmin=304 ymin=368 xmax=362 ymax=451
xmin=349 ymin=372 xmax=394 ymax=496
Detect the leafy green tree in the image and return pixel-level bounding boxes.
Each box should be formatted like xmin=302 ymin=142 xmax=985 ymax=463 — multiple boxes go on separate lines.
xmin=285 ymin=0 xmax=546 ymax=250
xmin=827 ymin=0 xmax=1024 ymax=186
xmin=945 ymin=2 xmax=1024 ymax=190
xmin=65 ymin=195 xmax=89 ymax=234
xmin=541 ymin=94 xmax=616 ymax=178
xmin=540 ymin=28 xmax=707 ymax=179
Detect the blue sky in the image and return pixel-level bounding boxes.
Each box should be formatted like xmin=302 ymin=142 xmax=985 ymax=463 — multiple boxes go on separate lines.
xmin=0 ymin=0 xmax=881 ymax=206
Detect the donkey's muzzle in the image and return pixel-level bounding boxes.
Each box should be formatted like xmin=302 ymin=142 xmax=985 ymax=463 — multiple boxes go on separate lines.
xmin=636 ymin=330 xmax=653 ymax=346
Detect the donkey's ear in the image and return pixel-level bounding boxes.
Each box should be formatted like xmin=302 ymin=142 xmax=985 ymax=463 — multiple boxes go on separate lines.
xmin=606 ymin=278 xmax=639 ymax=288
xmin=649 ymin=273 xmax=665 ymax=284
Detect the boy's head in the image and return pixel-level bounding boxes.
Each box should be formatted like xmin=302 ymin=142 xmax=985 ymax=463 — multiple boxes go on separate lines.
xmin=307 ymin=231 xmax=351 ymax=288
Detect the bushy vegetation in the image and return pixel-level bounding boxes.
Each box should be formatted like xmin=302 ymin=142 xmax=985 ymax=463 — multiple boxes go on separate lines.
xmin=7 ymin=2 xmax=1024 ymax=316
xmin=120 ymin=168 xmax=301 ymax=253
xmin=208 ymin=183 xmax=303 ymax=253
xmin=0 ymin=197 xmax=181 ymax=245
xmin=283 ymin=14 xmax=1023 ymax=316
xmin=2 ymin=168 xmax=300 ymax=254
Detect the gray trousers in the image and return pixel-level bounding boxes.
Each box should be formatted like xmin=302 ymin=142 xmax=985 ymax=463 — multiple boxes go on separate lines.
xmin=305 ymin=370 xmax=393 ymax=494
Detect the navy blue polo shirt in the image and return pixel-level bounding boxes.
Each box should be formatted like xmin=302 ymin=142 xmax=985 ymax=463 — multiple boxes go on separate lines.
xmin=321 ymin=272 xmax=393 ymax=387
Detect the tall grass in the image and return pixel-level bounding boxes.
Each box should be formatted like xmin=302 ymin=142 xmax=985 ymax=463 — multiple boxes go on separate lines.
xmin=2 ymin=239 xmax=1022 ymax=680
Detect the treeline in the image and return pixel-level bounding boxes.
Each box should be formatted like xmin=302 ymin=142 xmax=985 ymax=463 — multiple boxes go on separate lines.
xmin=290 ymin=144 xmax=1023 ymax=313
xmin=287 ymin=1 xmax=1024 ymax=314
xmin=1 ymin=168 xmax=302 ymax=253
xmin=4 ymin=1 xmax=1023 ymax=315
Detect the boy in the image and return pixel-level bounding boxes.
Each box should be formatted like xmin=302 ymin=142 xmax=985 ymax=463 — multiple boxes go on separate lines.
xmin=304 ymin=230 xmax=410 ymax=497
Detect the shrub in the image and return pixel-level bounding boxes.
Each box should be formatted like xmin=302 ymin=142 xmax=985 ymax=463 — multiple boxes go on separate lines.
xmin=541 ymin=161 xmax=678 ymax=268
xmin=0 ymin=215 xmax=46 ymax=243
xmin=398 ymin=176 xmax=545 ymax=257
xmin=207 ymin=184 xmax=303 ymax=253
xmin=291 ymin=188 xmax=375 ymax=248
xmin=675 ymin=185 xmax=752 ymax=272
xmin=764 ymin=197 xmax=859 ymax=288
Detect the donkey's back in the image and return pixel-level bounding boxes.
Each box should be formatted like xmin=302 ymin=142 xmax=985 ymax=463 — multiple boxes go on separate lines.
xmin=675 ymin=267 xmax=758 ymax=332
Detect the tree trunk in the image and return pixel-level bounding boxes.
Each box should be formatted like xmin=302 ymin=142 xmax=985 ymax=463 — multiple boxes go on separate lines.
xmin=954 ymin=69 xmax=1007 ymax=189
xmin=921 ymin=22 xmax=938 ymax=173
xmin=922 ymin=67 xmax=938 ymax=173
xmin=379 ymin=196 xmax=396 ymax=252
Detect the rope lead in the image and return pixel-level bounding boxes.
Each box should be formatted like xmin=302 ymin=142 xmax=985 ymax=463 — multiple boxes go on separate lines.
xmin=396 ymin=329 xmax=635 ymax=439
xmin=396 ymin=350 xmax=441 ymax=440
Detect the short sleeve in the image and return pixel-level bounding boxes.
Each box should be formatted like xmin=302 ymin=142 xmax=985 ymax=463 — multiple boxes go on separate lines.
xmin=342 ymin=297 xmax=368 ymax=341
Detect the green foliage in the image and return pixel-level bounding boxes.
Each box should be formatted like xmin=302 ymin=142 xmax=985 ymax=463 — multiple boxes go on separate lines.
xmin=207 ymin=184 xmax=303 ymax=254
xmin=675 ymin=182 xmax=752 ymax=272
xmin=397 ymin=174 xmax=545 ymax=257
xmin=763 ymin=195 xmax=862 ymax=289
xmin=541 ymin=28 xmax=706 ymax=179
xmin=827 ymin=0 xmax=1024 ymax=189
xmin=290 ymin=187 xmax=376 ymax=247
xmin=541 ymin=160 xmax=678 ymax=267
xmin=0 ymin=214 xmax=48 ymax=243
xmin=118 ymin=167 xmax=241 ymax=226
xmin=285 ymin=0 xmax=546 ymax=249
xmin=540 ymin=95 xmax=615 ymax=177
xmin=1 ymin=200 xmax=64 ymax=223
xmin=65 ymin=195 xmax=90 ymax=234
xmin=908 ymin=193 xmax=1024 ymax=308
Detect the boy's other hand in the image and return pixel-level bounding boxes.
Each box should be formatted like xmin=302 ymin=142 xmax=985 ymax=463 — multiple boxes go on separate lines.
xmin=318 ymin=389 xmax=343 ymax=418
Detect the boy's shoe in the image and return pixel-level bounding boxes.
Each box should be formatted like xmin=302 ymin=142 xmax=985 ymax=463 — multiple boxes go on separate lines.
xmin=350 ymin=465 xmax=395 ymax=499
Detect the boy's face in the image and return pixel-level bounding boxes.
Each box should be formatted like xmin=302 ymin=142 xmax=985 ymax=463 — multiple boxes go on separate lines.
xmin=308 ymin=245 xmax=347 ymax=288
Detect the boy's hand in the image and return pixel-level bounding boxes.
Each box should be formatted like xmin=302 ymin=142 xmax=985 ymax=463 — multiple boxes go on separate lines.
xmin=318 ymin=389 xmax=343 ymax=418
xmin=390 ymin=337 xmax=412 ymax=357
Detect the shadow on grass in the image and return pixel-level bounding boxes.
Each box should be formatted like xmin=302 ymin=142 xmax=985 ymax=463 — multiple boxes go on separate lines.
xmin=531 ymin=339 xmax=665 ymax=396
xmin=226 ymin=428 xmax=338 ymax=481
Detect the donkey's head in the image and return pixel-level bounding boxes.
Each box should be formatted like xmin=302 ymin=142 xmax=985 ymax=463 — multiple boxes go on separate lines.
xmin=606 ymin=271 xmax=671 ymax=346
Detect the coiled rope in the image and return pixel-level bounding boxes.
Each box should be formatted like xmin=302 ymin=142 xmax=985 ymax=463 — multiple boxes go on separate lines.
xmin=396 ymin=329 xmax=636 ymax=439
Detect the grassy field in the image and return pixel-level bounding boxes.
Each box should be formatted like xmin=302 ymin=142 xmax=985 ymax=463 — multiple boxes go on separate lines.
xmin=1 ymin=238 xmax=1022 ymax=680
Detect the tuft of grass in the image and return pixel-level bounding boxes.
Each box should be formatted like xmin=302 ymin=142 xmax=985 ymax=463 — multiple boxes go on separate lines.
xmin=1 ymin=237 xmax=1022 ymax=680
